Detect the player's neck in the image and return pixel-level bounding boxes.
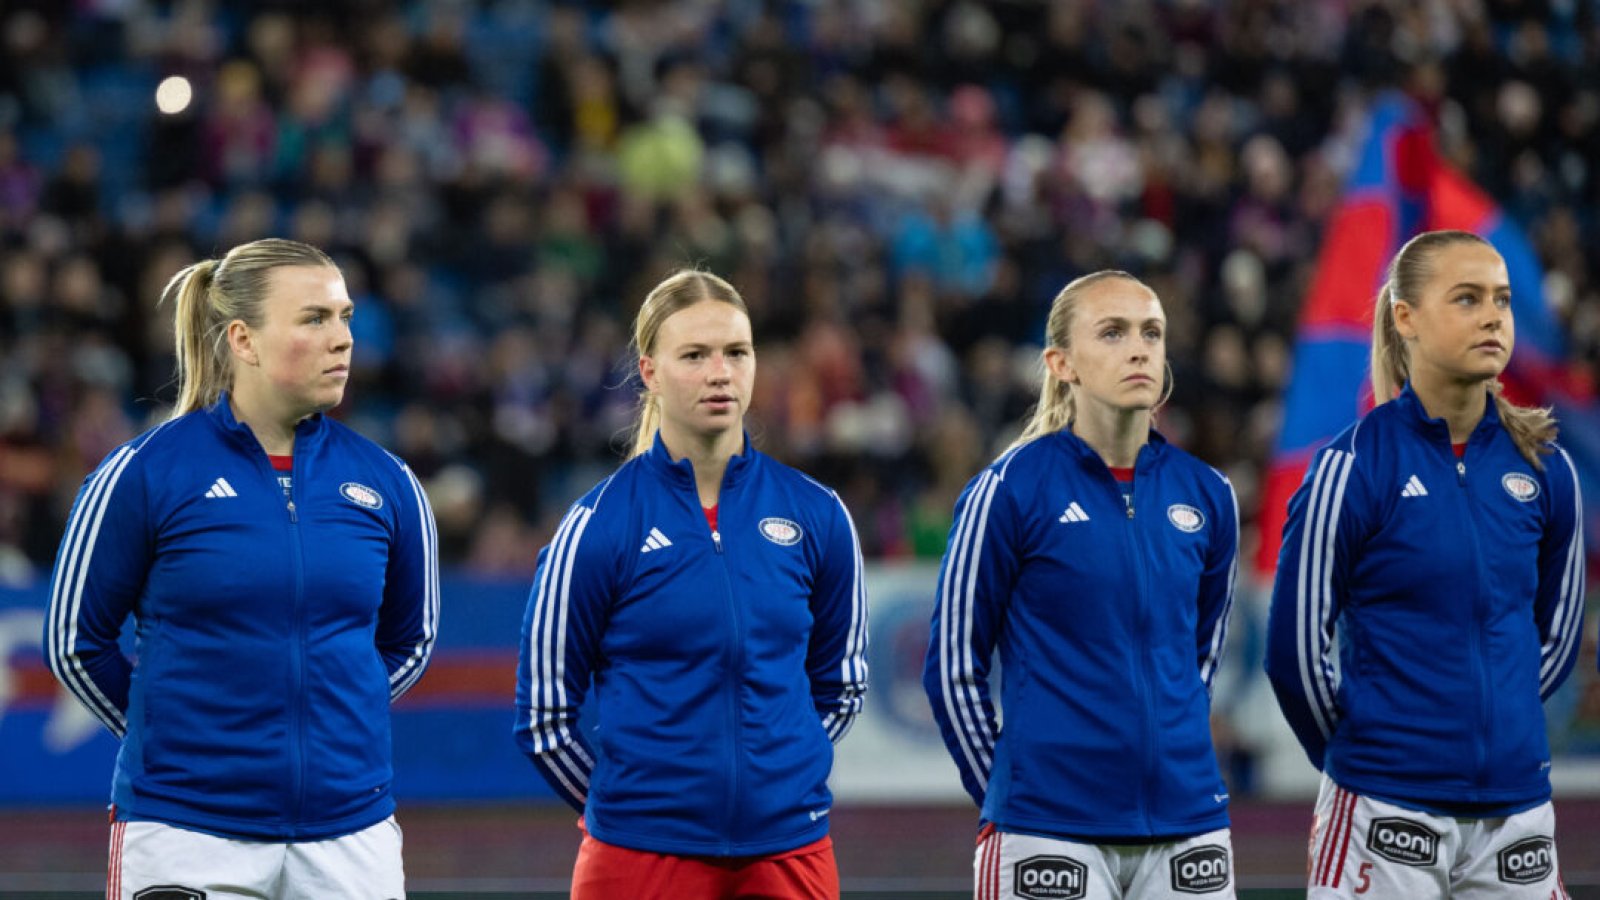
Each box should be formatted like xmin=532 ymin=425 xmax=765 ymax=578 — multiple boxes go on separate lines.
xmin=1071 ymin=401 xmax=1149 ymax=470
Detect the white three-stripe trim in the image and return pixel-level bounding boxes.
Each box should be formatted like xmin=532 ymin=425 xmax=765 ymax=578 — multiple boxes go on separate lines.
xmin=1296 ymin=449 xmax=1353 ymax=740
xmin=938 ymin=469 xmax=1001 ymax=789
xmin=388 ymin=463 xmax=440 ymax=701
xmin=524 ymin=504 xmax=597 ymax=806
xmin=46 ymin=446 xmax=138 ymax=737
xmin=1198 ymin=479 xmax=1240 ymax=691
xmin=820 ymin=490 xmax=870 ymax=744
xmin=1540 ymin=447 xmax=1585 ymax=696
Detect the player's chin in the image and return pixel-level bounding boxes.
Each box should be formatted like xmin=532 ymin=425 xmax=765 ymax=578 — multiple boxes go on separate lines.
xmin=1457 ymin=358 xmax=1508 ymax=381
xmin=1118 ymin=383 xmax=1161 ymax=406
xmin=309 ymin=385 xmax=348 ymax=412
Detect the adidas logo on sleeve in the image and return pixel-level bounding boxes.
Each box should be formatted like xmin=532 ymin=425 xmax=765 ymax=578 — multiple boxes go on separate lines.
xmin=204 ymin=477 xmax=238 ymax=499
xmin=1400 ymin=475 xmax=1428 ymax=498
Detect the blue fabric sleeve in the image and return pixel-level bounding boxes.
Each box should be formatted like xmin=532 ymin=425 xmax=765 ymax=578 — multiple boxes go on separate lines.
xmin=922 ymin=466 xmax=1021 ymax=808
xmin=514 ymin=501 xmax=610 ymax=813
xmin=1264 ymin=444 xmax=1364 ymax=770
xmin=1196 ymin=473 xmax=1241 ymax=692
xmin=43 ymin=444 xmax=152 ymax=739
xmin=807 ymin=491 xmax=870 ymax=743
xmin=1535 ymin=446 xmax=1586 ymax=696
xmin=378 ymin=461 xmax=440 ymax=701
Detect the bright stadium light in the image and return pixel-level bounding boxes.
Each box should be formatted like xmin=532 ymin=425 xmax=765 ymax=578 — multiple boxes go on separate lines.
xmin=155 ymin=76 xmax=193 ymax=115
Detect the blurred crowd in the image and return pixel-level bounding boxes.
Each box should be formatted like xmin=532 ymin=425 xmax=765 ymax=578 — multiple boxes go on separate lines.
xmin=2 ymin=0 xmax=1599 ymax=580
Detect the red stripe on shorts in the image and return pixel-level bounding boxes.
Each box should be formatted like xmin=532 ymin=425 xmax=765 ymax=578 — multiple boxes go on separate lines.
xmin=990 ymin=830 xmax=1004 ymax=900
xmin=107 ymin=821 xmax=125 ymax=900
xmin=1315 ymin=788 xmax=1354 ymax=887
xmin=1312 ymin=789 xmax=1336 ymax=885
xmin=1329 ymin=790 xmax=1358 ymax=888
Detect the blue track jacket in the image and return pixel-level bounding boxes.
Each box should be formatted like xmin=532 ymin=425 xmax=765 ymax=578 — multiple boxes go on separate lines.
xmin=44 ymin=396 xmax=439 ymax=840
xmin=514 ymin=434 xmax=869 ymax=856
xmin=1265 ymin=386 xmax=1585 ymax=810
xmin=923 ymin=428 xmax=1239 ymax=840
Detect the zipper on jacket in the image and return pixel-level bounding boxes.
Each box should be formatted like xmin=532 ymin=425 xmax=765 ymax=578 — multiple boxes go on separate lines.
xmin=286 ymin=454 xmax=309 ymax=823
xmin=696 ymin=475 xmax=740 ymax=852
xmin=1109 ymin=460 xmax=1157 ymax=833
xmin=1455 ymin=453 xmax=1492 ymax=786
xmin=251 ymin=436 xmax=309 ymax=825
xmin=1128 ymin=513 xmax=1158 ymax=834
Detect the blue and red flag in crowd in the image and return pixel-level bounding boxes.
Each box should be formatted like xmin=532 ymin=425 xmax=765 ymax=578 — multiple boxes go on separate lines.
xmin=1256 ymin=92 xmax=1600 ymax=576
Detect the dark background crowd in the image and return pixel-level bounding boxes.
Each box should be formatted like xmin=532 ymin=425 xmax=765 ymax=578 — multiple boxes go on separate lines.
xmin=3 ymin=0 xmax=1599 ymax=580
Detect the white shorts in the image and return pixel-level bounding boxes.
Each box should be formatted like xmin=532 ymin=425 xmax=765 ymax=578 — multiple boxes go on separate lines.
xmin=975 ymin=824 xmax=1235 ymax=900
xmin=1308 ymin=776 xmax=1568 ymax=899
xmin=109 ymin=815 xmax=405 ymax=900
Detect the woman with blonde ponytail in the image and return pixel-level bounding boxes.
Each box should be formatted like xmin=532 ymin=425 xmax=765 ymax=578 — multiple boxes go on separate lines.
xmin=45 ymin=238 xmax=438 ymax=899
xmin=1266 ymin=230 xmax=1583 ymax=898
xmin=516 ymin=269 xmax=867 ymax=899
xmin=924 ymin=271 xmax=1242 ymax=899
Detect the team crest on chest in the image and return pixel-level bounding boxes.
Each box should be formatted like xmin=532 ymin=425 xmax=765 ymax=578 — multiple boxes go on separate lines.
xmin=340 ymin=482 xmax=384 ymax=510
xmin=759 ymin=517 xmax=803 ymax=546
xmin=1501 ymin=472 xmax=1539 ymax=503
xmin=1167 ymin=504 xmax=1204 ymax=533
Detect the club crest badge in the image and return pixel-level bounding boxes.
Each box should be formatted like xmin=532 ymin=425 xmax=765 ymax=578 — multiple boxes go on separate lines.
xmin=340 ymin=482 xmax=384 ymax=510
xmin=759 ymin=517 xmax=802 ymax=546
xmin=1167 ymin=504 xmax=1205 ymax=533
xmin=1501 ymin=472 xmax=1539 ymax=503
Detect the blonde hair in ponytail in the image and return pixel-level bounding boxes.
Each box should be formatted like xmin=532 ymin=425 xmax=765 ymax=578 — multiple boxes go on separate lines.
xmin=162 ymin=238 xmax=337 ymax=418
xmin=628 ymin=269 xmax=750 ymax=458
xmin=1009 ymin=270 xmax=1167 ymax=451
xmin=1371 ymin=229 xmax=1556 ymax=468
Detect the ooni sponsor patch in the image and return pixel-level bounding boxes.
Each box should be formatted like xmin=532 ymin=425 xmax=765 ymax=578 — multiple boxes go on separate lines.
xmin=759 ymin=517 xmax=802 ymax=546
xmin=340 ymin=481 xmax=384 ymax=510
xmin=1170 ymin=845 xmax=1230 ymax=894
xmin=1497 ymin=836 xmax=1554 ymax=885
xmin=1013 ymin=855 xmax=1086 ymax=900
xmin=1366 ymin=817 xmax=1439 ymax=866
xmin=134 ymin=889 xmax=206 ymax=900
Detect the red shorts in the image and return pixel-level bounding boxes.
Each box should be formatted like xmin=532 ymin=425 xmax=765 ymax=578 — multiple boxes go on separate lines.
xmin=571 ymin=820 xmax=839 ymax=900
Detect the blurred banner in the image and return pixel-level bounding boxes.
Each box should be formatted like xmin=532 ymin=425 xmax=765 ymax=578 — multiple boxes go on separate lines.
xmin=1257 ymin=91 xmax=1600 ymax=575
xmin=3 ymin=568 xmax=1596 ymax=808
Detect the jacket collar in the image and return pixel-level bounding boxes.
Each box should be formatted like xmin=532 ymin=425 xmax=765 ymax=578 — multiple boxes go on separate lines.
xmin=642 ymin=430 xmax=756 ymax=488
xmin=206 ymin=391 xmax=329 ymax=454
xmin=1391 ymin=382 xmax=1500 ymax=445
xmin=1054 ymin=424 xmax=1170 ymax=474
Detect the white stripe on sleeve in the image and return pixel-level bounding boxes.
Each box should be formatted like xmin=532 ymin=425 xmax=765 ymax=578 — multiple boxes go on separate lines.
xmin=46 ymin=446 xmax=137 ymax=737
xmin=1198 ymin=477 xmax=1240 ymax=690
xmin=389 ymin=464 xmax=440 ymax=700
xmin=1296 ymin=449 xmax=1353 ymax=740
xmin=937 ymin=470 xmax=1001 ymax=789
xmin=1540 ymin=447 xmax=1586 ymax=695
